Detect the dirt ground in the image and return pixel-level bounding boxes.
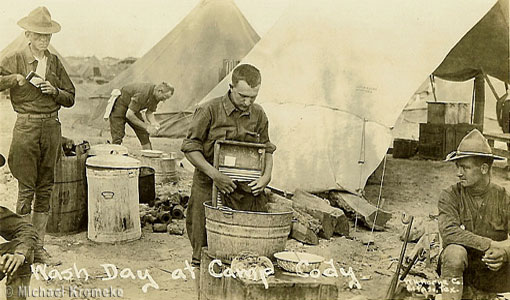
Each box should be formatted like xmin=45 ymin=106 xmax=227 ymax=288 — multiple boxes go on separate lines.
xmin=1 ymin=86 xmax=510 ymax=300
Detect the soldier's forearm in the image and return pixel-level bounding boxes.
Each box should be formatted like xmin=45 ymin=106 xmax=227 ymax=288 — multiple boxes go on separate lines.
xmin=126 ymin=110 xmax=148 ymax=130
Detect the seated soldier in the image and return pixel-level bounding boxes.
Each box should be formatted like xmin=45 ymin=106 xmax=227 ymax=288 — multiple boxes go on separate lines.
xmin=0 ymin=154 xmax=38 ymax=300
xmin=438 ymin=129 xmax=510 ymax=300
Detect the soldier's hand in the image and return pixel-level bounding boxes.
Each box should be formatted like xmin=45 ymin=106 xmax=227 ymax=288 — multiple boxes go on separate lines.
xmin=213 ymin=172 xmax=236 ymax=194
xmin=39 ymin=81 xmax=57 ymax=95
xmin=248 ymin=176 xmax=270 ymax=196
xmin=16 ymin=74 xmax=26 ymax=86
xmin=0 ymin=253 xmax=25 ymax=275
xmin=146 ymin=125 xmax=159 ymax=135
xmin=483 ymin=242 xmax=507 ymax=271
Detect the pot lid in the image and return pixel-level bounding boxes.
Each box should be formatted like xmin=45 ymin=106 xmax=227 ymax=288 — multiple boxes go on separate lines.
xmin=89 ymin=144 xmax=129 ymax=156
xmin=86 ymin=155 xmax=140 ymax=169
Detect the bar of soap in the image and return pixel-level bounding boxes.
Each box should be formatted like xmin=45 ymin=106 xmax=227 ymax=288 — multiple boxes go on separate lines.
xmin=224 ymin=155 xmax=236 ymax=167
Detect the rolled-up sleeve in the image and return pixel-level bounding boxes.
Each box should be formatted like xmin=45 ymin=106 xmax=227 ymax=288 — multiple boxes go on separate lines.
xmin=181 ymin=106 xmax=211 ymax=154
xmin=128 ymin=92 xmax=144 ymax=112
xmin=257 ymin=111 xmax=276 ymax=154
xmin=438 ymin=190 xmax=492 ymax=252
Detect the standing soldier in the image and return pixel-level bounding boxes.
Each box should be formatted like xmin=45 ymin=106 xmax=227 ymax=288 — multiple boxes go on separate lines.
xmin=181 ymin=64 xmax=276 ymax=267
xmin=0 ymin=7 xmax=75 ymax=265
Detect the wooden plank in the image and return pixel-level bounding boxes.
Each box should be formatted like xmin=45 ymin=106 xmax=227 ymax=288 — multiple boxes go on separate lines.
xmin=492 ymin=148 xmax=510 ymax=159
xmin=483 ymin=132 xmax=510 ymax=159
xmin=293 ymin=190 xmax=349 ymax=238
xmin=484 ymin=132 xmax=510 ymax=142
xmin=266 ymin=193 xmax=320 ymax=245
xmin=328 ymin=191 xmax=391 ymax=231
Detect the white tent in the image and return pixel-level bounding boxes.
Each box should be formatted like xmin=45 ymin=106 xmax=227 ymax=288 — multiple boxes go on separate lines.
xmin=201 ymin=0 xmax=500 ymax=194
xmin=87 ymin=0 xmax=260 ymax=138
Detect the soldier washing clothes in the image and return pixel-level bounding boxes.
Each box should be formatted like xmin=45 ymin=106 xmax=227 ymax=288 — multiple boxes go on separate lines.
xmin=0 ymin=6 xmax=75 ymax=265
xmin=105 ymin=82 xmax=174 ymax=150
xmin=181 ymin=64 xmax=276 ymax=267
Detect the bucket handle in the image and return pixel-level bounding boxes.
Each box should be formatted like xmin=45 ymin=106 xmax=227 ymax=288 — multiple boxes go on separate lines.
xmin=219 ymin=207 xmax=233 ymax=218
xmin=101 ymin=191 xmax=115 ymax=199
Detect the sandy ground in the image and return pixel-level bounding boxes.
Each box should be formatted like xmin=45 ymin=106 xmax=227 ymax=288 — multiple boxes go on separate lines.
xmin=1 ymin=84 xmax=510 ymax=300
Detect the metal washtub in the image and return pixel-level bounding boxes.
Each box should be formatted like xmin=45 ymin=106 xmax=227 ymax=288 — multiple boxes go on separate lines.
xmin=204 ymin=202 xmax=293 ymax=262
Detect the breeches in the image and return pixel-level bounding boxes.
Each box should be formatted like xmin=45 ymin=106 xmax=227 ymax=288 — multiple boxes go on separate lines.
xmin=8 ymin=115 xmax=61 ymax=214
xmin=186 ymin=170 xmax=213 ymax=265
xmin=440 ymin=244 xmax=510 ymax=293
xmin=109 ymin=107 xmax=149 ymax=145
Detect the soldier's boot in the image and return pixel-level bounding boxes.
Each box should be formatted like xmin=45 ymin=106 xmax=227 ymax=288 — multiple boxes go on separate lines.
xmin=32 ymin=212 xmax=61 ymax=266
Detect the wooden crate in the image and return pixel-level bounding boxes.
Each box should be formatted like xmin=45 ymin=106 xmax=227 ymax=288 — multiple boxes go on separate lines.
xmin=199 ymin=247 xmax=338 ymax=300
xmin=427 ymin=102 xmax=470 ymax=124
xmin=418 ymin=123 xmax=481 ymax=160
xmin=392 ymin=139 xmax=418 ymax=159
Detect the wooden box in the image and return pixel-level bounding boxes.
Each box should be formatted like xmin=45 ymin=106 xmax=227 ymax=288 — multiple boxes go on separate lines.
xmin=418 ymin=123 xmax=481 ymax=160
xmin=199 ymin=247 xmax=338 ymax=300
xmin=392 ymin=139 xmax=418 ymax=159
xmin=427 ymin=102 xmax=470 ymax=124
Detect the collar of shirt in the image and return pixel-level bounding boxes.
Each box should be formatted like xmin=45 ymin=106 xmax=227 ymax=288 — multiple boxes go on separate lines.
xmin=222 ymin=90 xmax=252 ymax=117
xmin=22 ymin=44 xmax=50 ymax=65
xmin=465 ymin=181 xmax=491 ymax=198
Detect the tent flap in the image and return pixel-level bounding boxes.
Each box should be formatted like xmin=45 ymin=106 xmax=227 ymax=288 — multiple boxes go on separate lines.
xmin=434 ymin=0 xmax=509 ymax=82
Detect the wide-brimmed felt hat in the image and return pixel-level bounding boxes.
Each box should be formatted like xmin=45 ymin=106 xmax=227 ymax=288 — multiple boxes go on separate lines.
xmin=445 ymin=129 xmax=504 ymax=161
xmin=17 ymin=7 xmax=61 ymax=34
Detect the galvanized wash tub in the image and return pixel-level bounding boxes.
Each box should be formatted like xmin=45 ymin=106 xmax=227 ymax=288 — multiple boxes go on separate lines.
xmin=204 ymin=202 xmax=293 ymax=262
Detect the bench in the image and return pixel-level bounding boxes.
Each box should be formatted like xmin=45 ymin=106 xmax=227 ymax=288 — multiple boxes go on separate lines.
xmin=483 ymin=132 xmax=510 ymax=159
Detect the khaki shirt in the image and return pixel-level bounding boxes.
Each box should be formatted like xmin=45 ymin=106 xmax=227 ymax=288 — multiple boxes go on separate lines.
xmin=181 ymin=91 xmax=276 ymax=164
xmin=0 ymin=45 xmax=75 ymax=114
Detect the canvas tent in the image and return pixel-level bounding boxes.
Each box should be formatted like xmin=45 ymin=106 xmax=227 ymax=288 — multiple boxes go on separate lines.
xmin=433 ymin=0 xmax=508 ymax=83
xmin=88 ymin=0 xmax=260 ymax=138
xmin=395 ymin=0 xmax=508 ymax=141
xmin=77 ymin=56 xmax=111 ymax=82
xmin=200 ymin=0 xmax=506 ymax=194
xmin=393 ymin=77 xmax=504 ymax=141
xmin=0 ymin=33 xmax=78 ymax=78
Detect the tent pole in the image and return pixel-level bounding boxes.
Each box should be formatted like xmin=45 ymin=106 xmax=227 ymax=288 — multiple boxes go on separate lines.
xmin=473 ymin=74 xmax=485 ymax=131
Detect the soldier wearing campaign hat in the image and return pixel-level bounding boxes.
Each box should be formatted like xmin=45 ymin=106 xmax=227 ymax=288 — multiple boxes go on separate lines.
xmin=438 ymin=129 xmax=510 ymax=299
xmin=0 ymin=7 xmax=75 ymax=266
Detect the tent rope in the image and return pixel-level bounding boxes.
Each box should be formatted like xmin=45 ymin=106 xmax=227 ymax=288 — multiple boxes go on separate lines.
xmin=471 ymin=81 xmax=476 ymax=124
xmin=483 ymin=72 xmax=502 ymax=101
xmin=362 ymin=154 xmax=387 ymax=264
xmin=429 ymin=75 xmax=438 ymax=102
xmin=355 ymin=118 xmax=367 ymax=232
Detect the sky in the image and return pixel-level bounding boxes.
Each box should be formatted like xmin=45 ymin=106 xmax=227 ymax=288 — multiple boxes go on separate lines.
xmin=0 ymin=0 xmax=291 ymax=58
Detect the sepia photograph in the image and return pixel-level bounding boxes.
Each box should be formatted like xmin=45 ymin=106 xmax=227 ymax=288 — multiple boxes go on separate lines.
xmin=1 ymin=0 xmax=510 ymax=299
